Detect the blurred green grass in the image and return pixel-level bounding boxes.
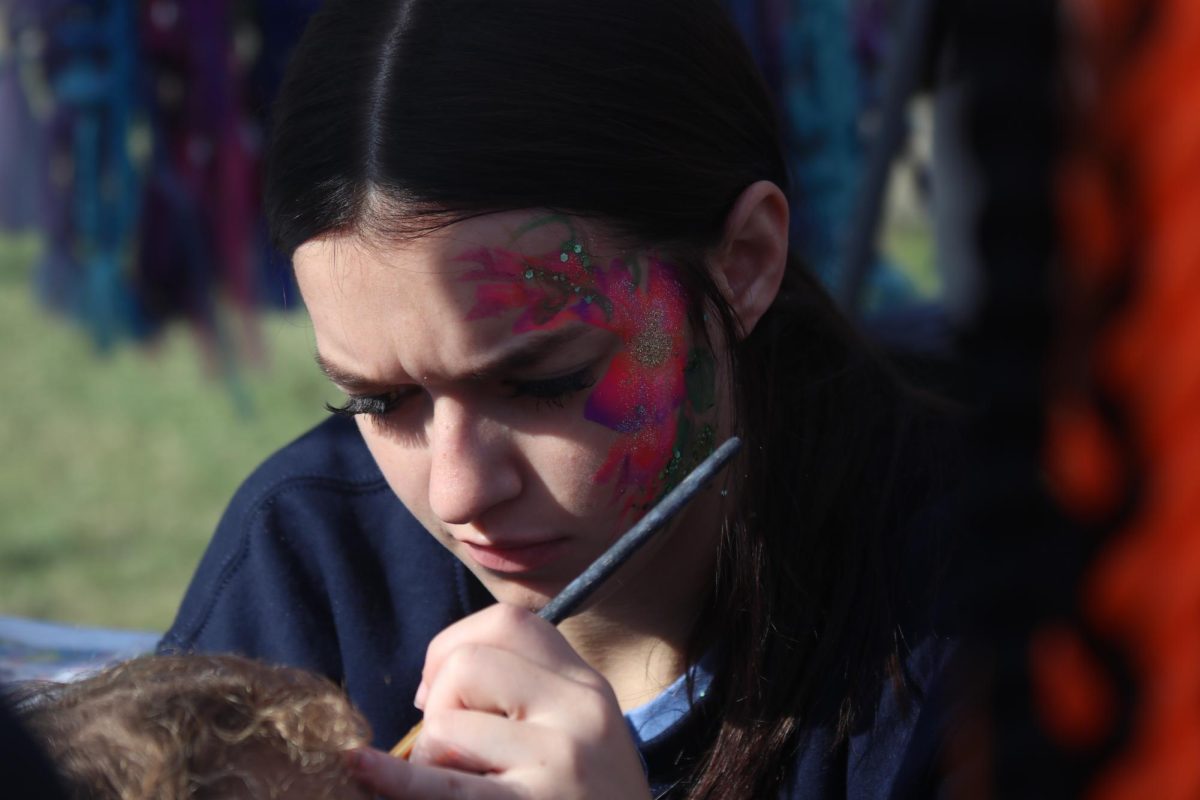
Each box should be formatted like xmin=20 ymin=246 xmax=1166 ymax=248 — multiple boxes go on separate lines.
xmin=883 ymin=221 xmax=939 ymax=299
xmin=0 ymin=234 xmax=337 ymax=631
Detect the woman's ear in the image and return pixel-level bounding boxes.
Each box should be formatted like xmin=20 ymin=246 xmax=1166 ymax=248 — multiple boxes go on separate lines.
xmin=712 ymin=180 xmax=789 ymax=338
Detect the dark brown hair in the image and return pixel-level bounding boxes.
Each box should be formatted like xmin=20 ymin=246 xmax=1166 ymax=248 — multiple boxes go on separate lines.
xmin=14 ymin=654 xmax=372 ymax=800
xmin=266 ymin=0 xmax=948 ymax=795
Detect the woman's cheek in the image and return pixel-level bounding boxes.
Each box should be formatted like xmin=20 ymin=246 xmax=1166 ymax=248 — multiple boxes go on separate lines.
xmin=355 ymin=418 xmax=437 ymax=514
xmin=455 ymin=230 xmax=714 ymax=516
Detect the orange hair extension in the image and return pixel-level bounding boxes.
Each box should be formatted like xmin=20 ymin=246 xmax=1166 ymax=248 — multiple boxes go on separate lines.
xmin=1040 ymin=0 xmax=1200 ymax=796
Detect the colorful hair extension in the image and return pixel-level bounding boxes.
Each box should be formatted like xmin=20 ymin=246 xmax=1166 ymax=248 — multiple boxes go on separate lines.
xmin=2 ymin=0 xmax=319 ymax=361
xmin=1037 ymin=1 xmax=1200 ymax=797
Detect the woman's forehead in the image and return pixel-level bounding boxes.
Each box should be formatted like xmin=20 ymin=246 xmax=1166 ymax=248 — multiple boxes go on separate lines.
xmin=303 ymin=211 xmax=613 ymax=270
xmin=292 ymin=211 xmax=633 ymax=383
xmin=292 ymin=209 xmax=655 ymax=333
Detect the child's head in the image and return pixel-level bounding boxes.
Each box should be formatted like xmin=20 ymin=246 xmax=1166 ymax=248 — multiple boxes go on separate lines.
xmin=12 ymin=653 xmax=373 ymax=800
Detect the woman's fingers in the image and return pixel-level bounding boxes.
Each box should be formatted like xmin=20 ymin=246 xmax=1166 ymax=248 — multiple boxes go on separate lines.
xmin=348 ymin=747 xmax=521 ymax=800
xmin=421 ymin=638 xmax=611 ymax=725
xmin=412 ymin=707 xmax=561 ymax=773
xmin=412 ymin=706 xmax=645 ymax=795
xmin=414 ymin=642 xmax=629 ymax=774
xmin=416 ymin=604 xmax=602 ymax=707
xmin=387 ymin=603 xmax=653 ymax=798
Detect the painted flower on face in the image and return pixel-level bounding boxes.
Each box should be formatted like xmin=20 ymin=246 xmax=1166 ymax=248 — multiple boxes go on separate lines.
xmin=459 ymin=235 xmax=711 ymax=513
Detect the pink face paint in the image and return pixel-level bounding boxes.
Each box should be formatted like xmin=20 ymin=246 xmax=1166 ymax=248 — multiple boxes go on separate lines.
xmin=460 ymin=235 xmax=712 ymax=514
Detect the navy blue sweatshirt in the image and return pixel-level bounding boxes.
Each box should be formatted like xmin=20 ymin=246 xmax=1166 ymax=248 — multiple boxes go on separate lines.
xmin=162 ymin=415 xmax=956 ymax=798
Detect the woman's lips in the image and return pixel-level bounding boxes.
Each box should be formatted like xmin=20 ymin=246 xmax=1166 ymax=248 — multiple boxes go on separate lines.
xmin=460 ymin=538 xmax=569 ymax=573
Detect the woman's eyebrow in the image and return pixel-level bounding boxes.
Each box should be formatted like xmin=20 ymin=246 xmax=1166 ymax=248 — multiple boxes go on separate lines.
xmin=312 ymin=326 xmax=603 ymax=389
xmin=313 ymin=353 xmax=384 ymax=392
xmin=468 ymin=325 xmax=602 ymax=380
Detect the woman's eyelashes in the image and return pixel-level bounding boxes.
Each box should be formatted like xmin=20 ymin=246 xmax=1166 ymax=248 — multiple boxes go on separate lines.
xmin=505 ymin=366 xmax=597 ymax=409
xmin=325 ymin=367 xmax=598 ymax=419
xmin=324 ymin=390 xmax=413 ymax=419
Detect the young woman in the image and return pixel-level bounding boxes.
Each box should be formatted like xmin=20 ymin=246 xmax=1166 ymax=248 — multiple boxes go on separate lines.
xmin=163 ymin=0 xmax=960 ymax=796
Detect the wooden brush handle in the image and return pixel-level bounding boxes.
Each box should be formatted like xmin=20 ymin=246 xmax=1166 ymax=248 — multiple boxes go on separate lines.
xmin=389 ymin=721 xmax=423 ymax=760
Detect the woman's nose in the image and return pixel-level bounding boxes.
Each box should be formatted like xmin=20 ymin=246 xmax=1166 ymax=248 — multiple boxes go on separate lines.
xmin=426 ymin=396 xmax=521 ymax=525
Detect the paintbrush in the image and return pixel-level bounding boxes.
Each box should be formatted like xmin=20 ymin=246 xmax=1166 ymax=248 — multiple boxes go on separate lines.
xmin=389 ymin=435 xmax=742 ymax=759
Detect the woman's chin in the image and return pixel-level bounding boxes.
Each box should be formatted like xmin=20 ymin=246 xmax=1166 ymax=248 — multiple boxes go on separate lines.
xmin=470 ymin=570 xmax=563 ymax=612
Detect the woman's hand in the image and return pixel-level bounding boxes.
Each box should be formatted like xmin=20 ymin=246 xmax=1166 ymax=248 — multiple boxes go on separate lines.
xmin=348 ymin=604 xmax=651 ymax=799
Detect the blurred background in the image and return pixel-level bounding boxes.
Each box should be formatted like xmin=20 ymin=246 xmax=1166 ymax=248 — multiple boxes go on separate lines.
xmin=0 ymin=0 xmax=939 ymax=632
xmin=2 ymin=0 xmax=336 ymax=631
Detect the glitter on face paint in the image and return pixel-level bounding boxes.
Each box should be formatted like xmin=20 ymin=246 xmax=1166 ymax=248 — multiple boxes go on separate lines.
xmin=630 ymin=307 xmax=672 ymax=368
xmin=459 ymin=227 xmax=716 ymax=513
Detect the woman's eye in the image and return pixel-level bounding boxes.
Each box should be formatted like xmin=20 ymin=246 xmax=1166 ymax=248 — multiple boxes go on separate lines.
xmin=325 ymin=390 xmax=415 ymax=419
xmin=507 ymin=367 xmax=596 ymax=408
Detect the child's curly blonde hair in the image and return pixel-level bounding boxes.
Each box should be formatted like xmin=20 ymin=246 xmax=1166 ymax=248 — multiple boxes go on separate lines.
xmin=12 ymin=653 xmax=373 ymax=799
